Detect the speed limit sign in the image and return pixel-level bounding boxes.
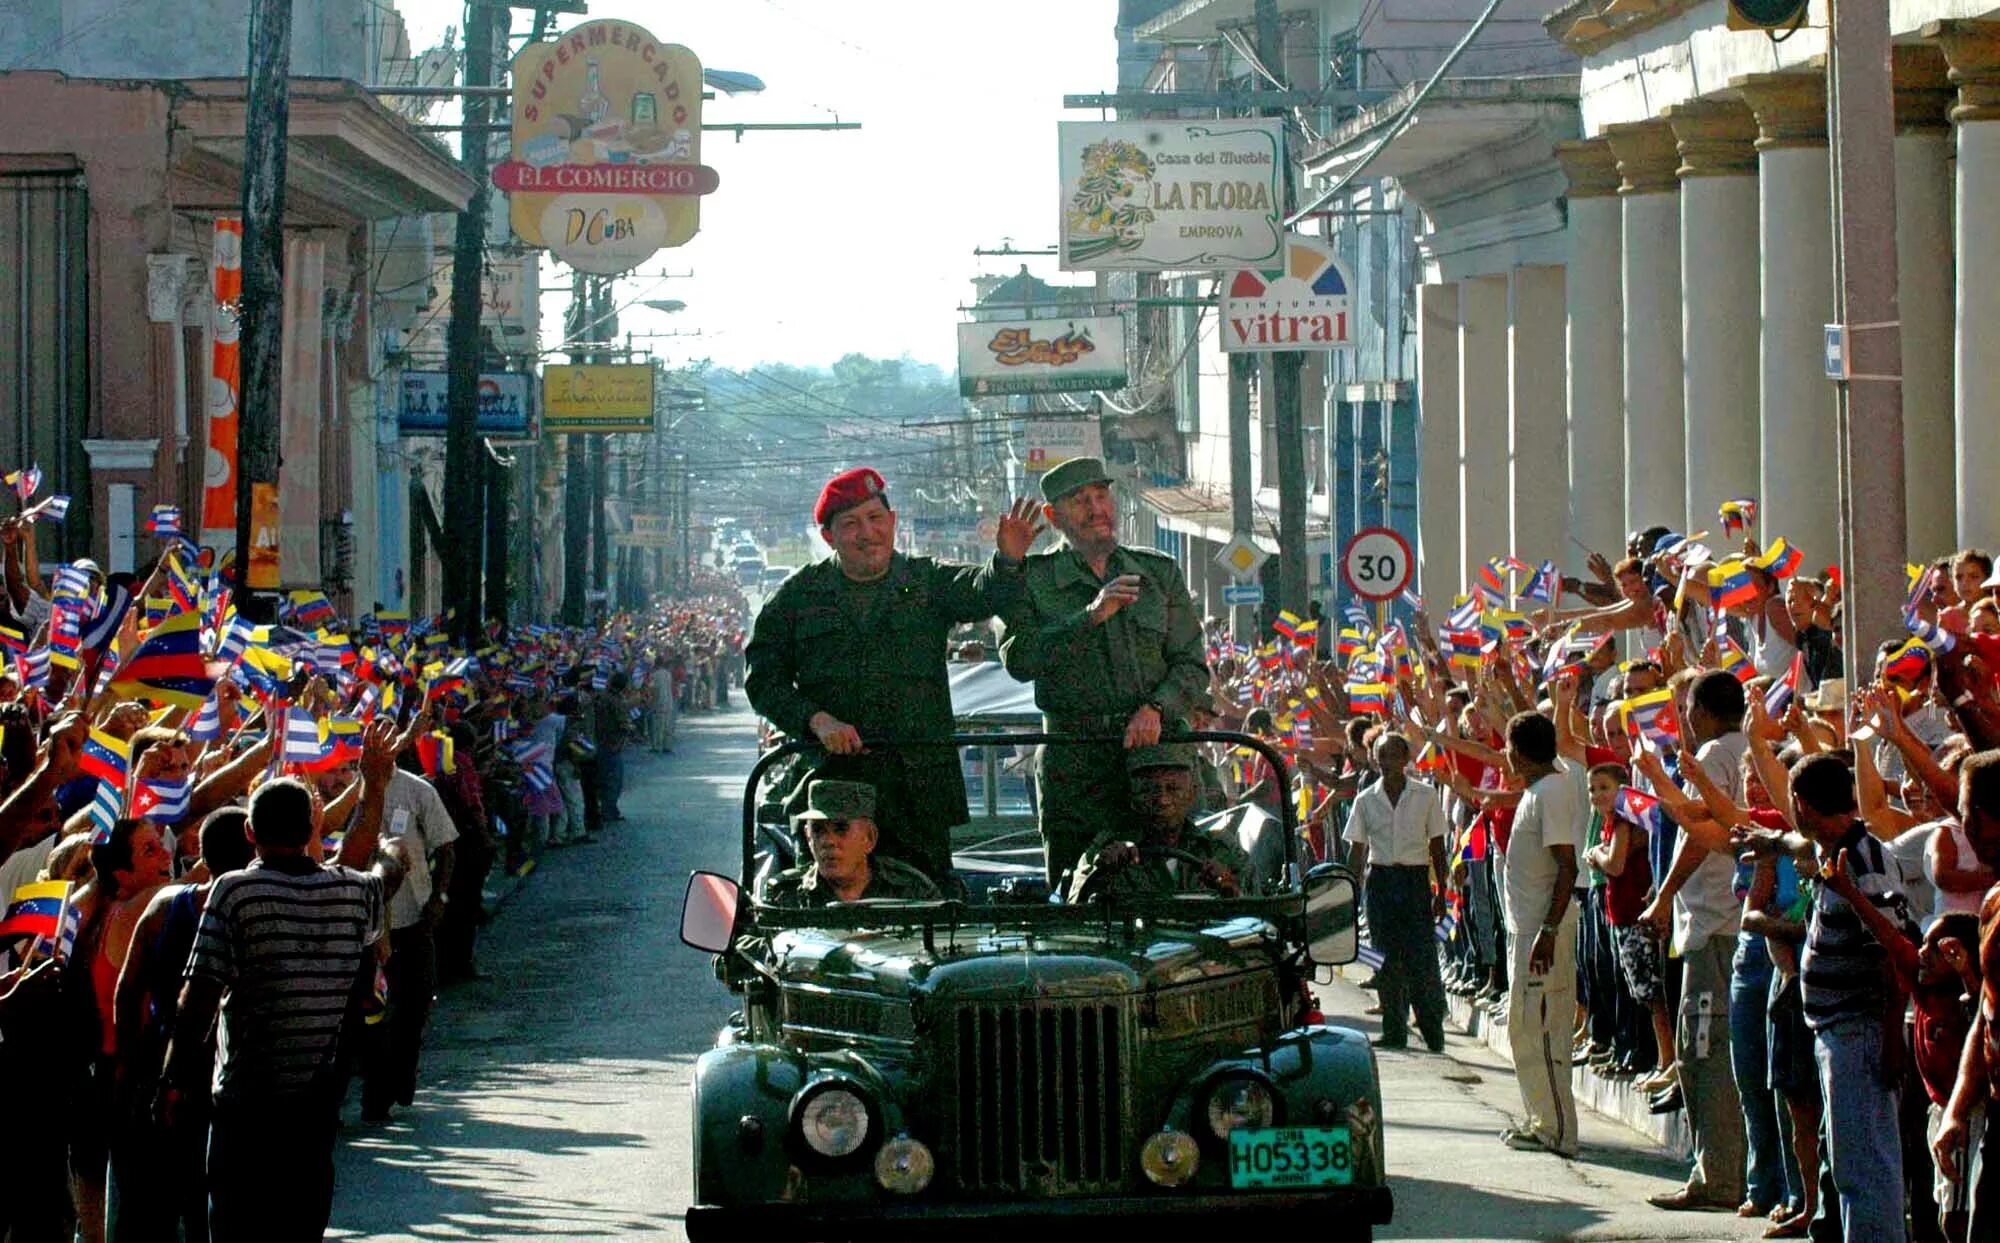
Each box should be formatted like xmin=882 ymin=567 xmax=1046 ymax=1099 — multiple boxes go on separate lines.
xmin=1341 ymin=526 xmax=1413 ymax=601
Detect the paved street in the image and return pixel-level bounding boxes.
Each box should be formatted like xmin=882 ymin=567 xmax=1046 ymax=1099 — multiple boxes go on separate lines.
xmin=326 ymin=708 xmax=1767 ymax=1242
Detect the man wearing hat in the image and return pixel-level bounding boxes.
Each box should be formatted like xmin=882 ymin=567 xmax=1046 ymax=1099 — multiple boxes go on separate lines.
xmin=999 ymin=457 xmax=1209 ymax=885
xmin=760 ymin=780 xmax=942 ymax=906
xmin=745 ymin=467 xmax=1041 ymax=881
xmin=1066 ymin=744 xmax=1249 ymax=902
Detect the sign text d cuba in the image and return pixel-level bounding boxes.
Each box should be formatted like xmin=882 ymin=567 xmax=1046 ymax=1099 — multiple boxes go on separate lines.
xmin=499 ymin=20 xmax=719 ymax=276
xmin=1220 ymin=235 xmax=1355 ymax=354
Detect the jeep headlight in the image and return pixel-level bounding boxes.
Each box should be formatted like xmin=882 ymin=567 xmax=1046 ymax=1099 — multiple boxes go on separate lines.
xmin=796 ymin=1083 xmax=873 ymax=1158
xmin=1204 ymin=1075 xmax=1276 ymax=1138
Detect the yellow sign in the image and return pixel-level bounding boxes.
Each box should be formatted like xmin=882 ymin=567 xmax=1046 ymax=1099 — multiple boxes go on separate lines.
xmin=500 ymin=20 xmax=716 ymax=275
xmin=248 ymin=482 xmax=281 ymax=590
xmin=544 ymin=364 xmax=655 ymax=433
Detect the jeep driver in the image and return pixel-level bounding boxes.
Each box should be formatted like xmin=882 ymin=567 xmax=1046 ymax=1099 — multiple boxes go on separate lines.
xmin=1067 ymin=744 xmax=1253 ymax=902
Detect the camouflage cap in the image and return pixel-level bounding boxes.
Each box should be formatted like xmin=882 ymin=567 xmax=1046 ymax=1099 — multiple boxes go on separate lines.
xmin=1125 ymin=743 xmax=1196 ymax=774
xmin=1040 ymin=456 xmax=1113 ymax=504
xmin=794 ymin=779 xmax=877 ymax=822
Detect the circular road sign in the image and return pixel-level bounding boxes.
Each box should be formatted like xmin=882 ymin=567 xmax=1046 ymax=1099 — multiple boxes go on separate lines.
xmin=1341 ymin=526 xmax=1413 ymax=601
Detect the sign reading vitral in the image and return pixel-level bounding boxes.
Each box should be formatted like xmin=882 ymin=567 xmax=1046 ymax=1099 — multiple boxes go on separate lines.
xmin=1221 ymin=235 xmax=1355 ymax=353
xmin=1058 ymin=120 xmax=1284 ymax=271
xmin=498 ymin=20 xmax=720 ymax=275
xmin=956 ymin=316 xmax=1128 ymax=397
xmin=543 ymin=364 xmax=655 ymax=433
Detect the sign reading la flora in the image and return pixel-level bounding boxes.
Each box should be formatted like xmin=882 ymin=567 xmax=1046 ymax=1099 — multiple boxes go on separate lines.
xmin=499 ymin=20 xmax=719 ymax=275
xmin=1058 ymin=120 xmax=1284 ymax=271
xmin=1221 ymin=235 xmax=1355 ymax=353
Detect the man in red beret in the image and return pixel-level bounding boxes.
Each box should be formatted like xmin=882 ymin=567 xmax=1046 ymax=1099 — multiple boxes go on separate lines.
xmin=744 ymin=468 xmax=1042 ymax=882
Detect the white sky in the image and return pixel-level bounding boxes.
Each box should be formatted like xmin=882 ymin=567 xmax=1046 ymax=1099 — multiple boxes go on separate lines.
xmin=397 ymin=0 xmax=1121 ymax=372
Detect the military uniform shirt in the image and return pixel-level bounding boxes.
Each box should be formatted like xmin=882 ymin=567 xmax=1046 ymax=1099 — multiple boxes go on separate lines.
xmin=760 ymin=856 xmax=943 ymax=907
xmin=1068 ymin=821 xmax=1254 ymax=903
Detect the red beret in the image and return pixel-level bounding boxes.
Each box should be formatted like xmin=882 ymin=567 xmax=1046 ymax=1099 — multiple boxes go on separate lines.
xmin=814 ymin=467 xmax=887 ymax=526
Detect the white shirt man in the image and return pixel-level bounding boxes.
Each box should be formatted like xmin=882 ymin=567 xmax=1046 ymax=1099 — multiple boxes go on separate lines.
xmin=1344 ymin=772 xmax=1449 ymax=868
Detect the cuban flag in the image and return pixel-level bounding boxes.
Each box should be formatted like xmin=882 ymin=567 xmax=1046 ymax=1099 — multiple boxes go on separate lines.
xmin=146 ymin=504 xmax=183 ymax=538
xmin=508 ymin=740 xmax=556 ymax=794
xmin=86 ymin=780 xmax=122 ymax=845
xmin=25 ymin=493 xmax=68 ymax=524
xmin=4 ymin=465 xmax=42 ymax=502
xmin=131 ymin=775 xmax=191 ymax=824
xmin=1621 ymin=690 xmax=1681 ymax=750
xmin=1446 ymin=596 xmax=1482 ymax=632
xmin=1400 ymin=587 xmax=1424 ymax=614
xmin=187 ymin=695 xmax=223 ymax=742
xmin=282 ymin=709 xmax=332 ymax=766
xmin=1521 ymin=560 xmax=1558 ymax=605
xmin=1766 ymin=652 xmax=1805 ymax=716
xmin=1613 ymin=786 xmax=1664 ymax=832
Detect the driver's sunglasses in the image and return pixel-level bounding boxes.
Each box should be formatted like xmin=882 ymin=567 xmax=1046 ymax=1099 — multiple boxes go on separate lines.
xmin=806 ymin=820 xmax=860 ymax=837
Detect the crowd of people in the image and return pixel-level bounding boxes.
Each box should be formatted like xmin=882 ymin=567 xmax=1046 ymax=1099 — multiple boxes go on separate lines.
xmin=1190 ymin=527 xmax=2000 ymax=1243
xmin=0 ymin=498 xmax=746 ymax=1243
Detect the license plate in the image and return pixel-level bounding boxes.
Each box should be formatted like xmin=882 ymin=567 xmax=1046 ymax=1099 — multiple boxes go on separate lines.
xmin=1226 ymin=1125 xmax=1355 ymax=1189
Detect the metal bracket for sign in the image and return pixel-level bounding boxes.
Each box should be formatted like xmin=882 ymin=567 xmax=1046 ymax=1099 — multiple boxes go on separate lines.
xmin=1826 ymin=319 xmax=1902 ymax=384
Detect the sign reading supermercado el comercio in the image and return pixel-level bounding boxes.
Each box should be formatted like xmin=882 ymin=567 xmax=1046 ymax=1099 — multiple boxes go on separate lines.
xmin=956 ymin=316 xmax=1129 ymax=397
xmin=1058 ymin=120 xmax=1284 ymax=271
xmin=1220 ymin=235 xmax=1355 ymax=353
xmin=544 ymin=364 xmax=655 ymax=433
xmin=497 ymin=20 xmax=720 ymax=275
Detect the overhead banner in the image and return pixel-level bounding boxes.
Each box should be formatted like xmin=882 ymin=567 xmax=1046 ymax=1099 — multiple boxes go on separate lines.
xmin=499 ymin=20 xmax=719 ymax=275
xmin=1220 ymin=235 xmax=1355 ymax=353
xmin=957 ymin=316 xmax=1128 ymax=397
xmin=1058 ymin=119 xmax=1284 ymax=271
xmin=617 ymin=514 xmax=675 ymax=548
xmin=201 ymin=218 xmax=242 ymax=549
xmin=398 ymin=371 xmax=532 ymax=437
xmin=544 ymin=364 xmax=654 ymax=433
xmin=1020 ymin=419 xmax=1104 ymax=473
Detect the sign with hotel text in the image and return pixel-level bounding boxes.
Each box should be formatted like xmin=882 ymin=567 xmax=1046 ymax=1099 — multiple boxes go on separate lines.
xmin=957 ymin=316 xmax=1128 ymax=396
xmin=1221 ymin=235 xmax=1355 ymax=353
xmin=500 ymin=20 xmax=718 ymax=275
xmin=543 ymin=364 xmax=655 ymax=433
xmin=1058 ymin=120 xmax=1283 ymax=271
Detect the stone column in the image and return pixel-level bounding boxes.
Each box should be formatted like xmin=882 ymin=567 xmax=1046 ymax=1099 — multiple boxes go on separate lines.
xmin=1416 ymin=281 xmax=1461 ymax=599
xmin=1556 ymin=139 xmax=1625 ymax=558
xmin=1736 ymin=72 xmax=1839 ymax=561
xmin=1928 ymin=22 xmax=2000 ymax=550
xmin=1458 ymin=275 xmax=1510 ymax=588
xmin=1604 ymin=121 xmax=1686 ymax=535
xmin=1894 ymin=46 xmax=1957 ymax=558
xmin=1664 ymin=100 xmax=1761 ymax=537
xmin=1509 ymin=265 xmax=1568 ymax=562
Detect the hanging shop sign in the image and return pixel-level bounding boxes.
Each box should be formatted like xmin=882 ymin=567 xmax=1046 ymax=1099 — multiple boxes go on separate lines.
xmin=201 ymin=218 xmax=242 ymax=550
xmin=1020 ymin=418 xmax=1104 ymax=473
xmin=957 ymin=315 xmax=1129 ymax=397
xmin=498 ymin=20 xmax=719 ymax=275
xmin=544 ymin=363 xmax=655 ymax=433
xmin=397 ymin=370 xmax=532 ymax=437
xmin=1220 ymin=234 xmax=1355 ymax=353
xmin=1058 ymin=119 xmax=1284 ymax=272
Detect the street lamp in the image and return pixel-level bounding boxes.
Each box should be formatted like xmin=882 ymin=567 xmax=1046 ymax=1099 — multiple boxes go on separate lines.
xmin=702 ymin=69 xmax=766 ymax=95
xmin=642 ymin=299 xmax=687 ymax=314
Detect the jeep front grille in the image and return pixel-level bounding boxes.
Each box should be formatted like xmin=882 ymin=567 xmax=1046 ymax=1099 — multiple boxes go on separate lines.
xmin=946 ymin=1000 xmax=1130 ymax=1195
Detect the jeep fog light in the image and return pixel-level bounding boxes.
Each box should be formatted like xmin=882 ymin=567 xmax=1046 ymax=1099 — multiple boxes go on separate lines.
xmin=797 ymin=1085 xmax=872 ymax=1158
xmin=874 ymin=1135 xmax=934 ymax=1194
xmin=1141 ymin=1129 xmax=1201 ymax=1186
xmin=1204 ymin=1076 xmax=1275 ymax=1138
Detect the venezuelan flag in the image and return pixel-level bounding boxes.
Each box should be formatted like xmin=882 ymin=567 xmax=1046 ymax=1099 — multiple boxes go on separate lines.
xmin=78 ymin=729 xmax=129 ymax=785
xmin=0 ymin=879 xmax=69 ymax=941
xmin=1750 ymin=538 xmax=1804 ymax=579
xmin=110 ymin=610 xmax=213 ymax=710
xmin=1708 ymin=560 xmax=1760 ymax=608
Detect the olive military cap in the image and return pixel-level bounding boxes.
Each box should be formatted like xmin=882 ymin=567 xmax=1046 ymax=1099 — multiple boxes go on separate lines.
xmin=794 ymin=779 xmax=877 ymax=822
xmin=1124 ymin=743 xmax=1196 ymax=775
xmin=1039 ymin=456 xmax=1113 ymax=504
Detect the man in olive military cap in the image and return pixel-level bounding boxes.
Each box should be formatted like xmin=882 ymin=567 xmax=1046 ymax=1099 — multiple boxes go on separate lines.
xmin=1066 ymin=744 xmax=1250 ymax=902
xmin=746 ymin=467 xmax=1043 ymax=882
xmin=760 ymin=780 xmax=941 ymax=906
xmin=999 ymin=457 xmax=1210 ymax=885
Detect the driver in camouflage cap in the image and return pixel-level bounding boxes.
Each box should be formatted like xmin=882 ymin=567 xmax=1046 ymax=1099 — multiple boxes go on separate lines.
xmin=761 ymin=780 xmax=942 ymax=907
xmin=1066 ymin=744 xmax=1251 ymax=903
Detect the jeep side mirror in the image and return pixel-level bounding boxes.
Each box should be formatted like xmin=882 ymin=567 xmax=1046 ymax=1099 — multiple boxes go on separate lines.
xmin=681 ymin=871 xmax=742 ymax=953
xmin=1302 ymin=865 xmax=1358 ymax=967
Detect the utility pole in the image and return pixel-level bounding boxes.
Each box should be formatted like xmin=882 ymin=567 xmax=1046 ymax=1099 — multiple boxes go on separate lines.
xmin=485 ymin=445 xmax=509 ymax=632
xmin=232 ymin=0 xmax=294 ymax=620
xmin=441 ymin=0 xmax=498 ymax=645
xmin=1257 ymin=0 xmax=1309 ymax=618
xmin=1228 ymin=356 xmax=1255 ymax=639
xmin=589 ymin=279 xmax=615 ymax=613
xmin=560 ymin=274 xmax=590 ymax=624
xmin=1826 ymin=0 xmax=1906 ymax=664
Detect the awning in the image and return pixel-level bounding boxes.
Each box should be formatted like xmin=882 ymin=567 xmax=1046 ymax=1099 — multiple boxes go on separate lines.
xmin=1138 ymin=482 xmax=1328 ymax=553
xmin=1300 ymin=76 xmax=1581 ymax=184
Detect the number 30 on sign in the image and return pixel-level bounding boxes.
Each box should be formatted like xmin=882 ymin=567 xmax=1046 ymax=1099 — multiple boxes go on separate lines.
xmin=1341 ymin=526 xmax=1412 ymax=601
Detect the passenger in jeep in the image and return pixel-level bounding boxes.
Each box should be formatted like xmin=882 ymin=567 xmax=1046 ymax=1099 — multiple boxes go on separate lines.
xmin=759 ymin=780 xmax=941 ymax=907
xmin=1067 ymin=744 xmax=1253 ymax=902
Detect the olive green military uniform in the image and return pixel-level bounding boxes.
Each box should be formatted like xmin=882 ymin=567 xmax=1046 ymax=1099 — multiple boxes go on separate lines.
xmin=745 ymin=551 xmax=1023 ymax=880
xmin=997 ymin=462 xmax=1209 ymax=885
xmin=761 ymin=856 xmax=942 ymax=907
xmin=1067 ymin=820 xmax=1253 ymax=903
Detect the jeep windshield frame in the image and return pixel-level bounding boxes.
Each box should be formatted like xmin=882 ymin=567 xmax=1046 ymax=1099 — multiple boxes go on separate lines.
xmin=740 ymin=730 xmax=1308 ymax=929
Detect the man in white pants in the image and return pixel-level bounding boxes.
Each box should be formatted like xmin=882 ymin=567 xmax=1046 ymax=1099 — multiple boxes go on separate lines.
xmin=1498 ymin=710 xmax=1585 ymax=1157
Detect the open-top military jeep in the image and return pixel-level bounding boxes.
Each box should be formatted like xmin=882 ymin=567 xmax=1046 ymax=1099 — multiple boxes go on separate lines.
xmin=679 ymin=730 xmax=1392 ymax=1241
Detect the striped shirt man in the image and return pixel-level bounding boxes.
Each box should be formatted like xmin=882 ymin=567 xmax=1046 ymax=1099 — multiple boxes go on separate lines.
xmin=1801 ymin=821 xmax=1917 ymax=1032
xmin=186 ymin=855 xmax=385 ymax=1100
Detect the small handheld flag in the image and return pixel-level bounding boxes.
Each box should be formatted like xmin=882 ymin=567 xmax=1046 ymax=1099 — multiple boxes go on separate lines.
xmin=1719 ymin=498 xmax=1758 ymax=538
xmin=78 ymin=730 xmax=130 ymax=786
xmin=4 ymin=465 xmax=42 ymax=502
xmin=1748 ymin=538 xmax=1804 ymax=580
xmin=146 ymin=505 xmax=183 ymax=538
xmin=0 ymin=880 xmax=69 ymax=941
